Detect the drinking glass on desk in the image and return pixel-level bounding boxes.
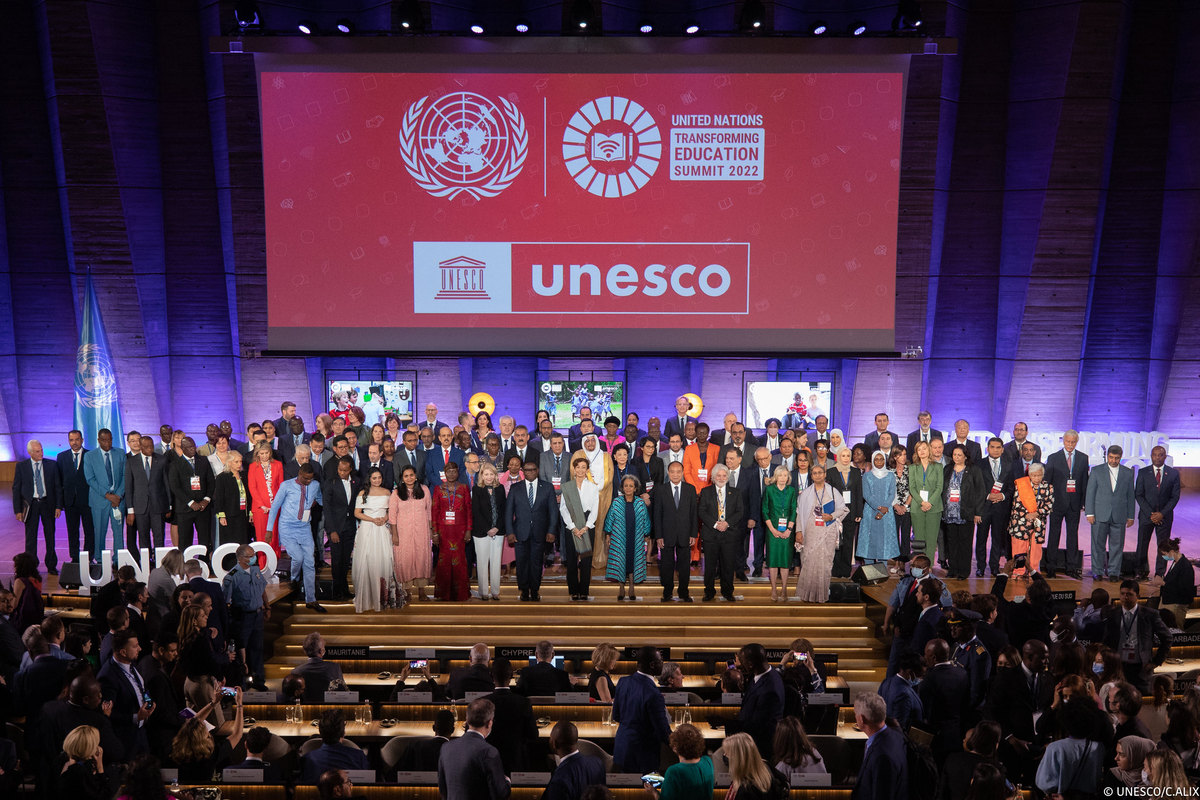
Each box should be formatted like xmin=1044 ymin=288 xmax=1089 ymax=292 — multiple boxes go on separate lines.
xmin=601 ymin=706 xmax=612 ymax=726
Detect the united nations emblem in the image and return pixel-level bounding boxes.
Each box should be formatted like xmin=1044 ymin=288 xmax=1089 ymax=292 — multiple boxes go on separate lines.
xmin=399 ymin=92 xmax=528 ymax=200
xmin=75 ymin=344 xmax=118 ymax=409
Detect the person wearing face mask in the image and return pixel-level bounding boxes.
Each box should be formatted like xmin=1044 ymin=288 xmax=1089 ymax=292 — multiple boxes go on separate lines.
xmin=1102 ymin=735 xmax=1154 ymax=792
xmin=1157 ymin=538 xmax=1195 ymax=631
xmin=881 ymin=555 xmax=951 ymax=676
xmin=877 ymin=651 xmax=924 ymax=731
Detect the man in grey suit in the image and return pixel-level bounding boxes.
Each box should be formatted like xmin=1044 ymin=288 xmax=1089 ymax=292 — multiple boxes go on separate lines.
xmin=658 ymin=432 xmax=686 ymax=471
xmin=125 ymin=435 xmax=172 ymax=551
xmin=1086 ymin=444 xmax=1136 ymax=582
xmin=438 ymin=697 xmax=510 ymax=800
xmin=538 ymin=434 xmax=570 ymax=501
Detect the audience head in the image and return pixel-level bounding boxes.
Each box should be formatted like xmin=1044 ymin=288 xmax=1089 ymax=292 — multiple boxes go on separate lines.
xmin=303 ymin=631 xmax=326 ymax=658
xmin=432 ymin=709 xmax=455 ymax=738
xmin=121 ymin=754 xmax=169 ymax=800
xmin=659 ymin=661 xmax=683 ymax=689
xmin=183 ymin=559 xmax=204 ymax=579
xmin=722 ymin=731 xmax=773 ymax=790
xmin=69 ymin=675 xmax=104 ymax=708
xmin=773 ymin=716 xmax=819 ymax=768
xmin=853 ymin=692 xmax=887 ymax=735
xmin=963 ymin=720 xmax=1001 ymax=756
xmin=317 ymin=769 xmax=353 ymax=800
xmin=244 ymin=725 xmax=271 ymax=757
xmin=549 ymin=720 xmax=579 ymax=756
xmin=924 ymin=638 xmax=951 ymax=667
xmin=469 ymin=642 xmax=490 ymax=665
xmin=591 ymin=643 xmax=619 ymax=673
xmin=63 ymin=724 xmax=101 ymax=763
xmin=1145 ymin=749 xmax=1190 ymax=792
xmin=534 ymin=639 xmax=555 ymax=663
xmin=22 ymin=624 xmax=49 ymax=658
xmin=466 ymin=697 xmax=496 ymax=733
xmin=282 ymin=672 xmax=306 ymax=700
xmin=963 ymin=762 xmax=1009 ymax=800
xmin=668 ymin=723 xmax=706 ymax=760
xmin=492 ymin=657 xmax=514 ymax=687
xmin=318 ymin=709 xmax=347 ymax=745
xmin=170 ymin=718 xmax=215 ymax=763
xmin=1119 ymin=579 xmax=1140 ymax=608
xmin=107 ymin=605 xmax=130 ymax=632
xmin=636 ymin=645 xmax=664 ymax=676
xmin=737 ymin=643 xmax=769 ymax=677
xmin=1021 ymin=639 xmax=1048 ymax=673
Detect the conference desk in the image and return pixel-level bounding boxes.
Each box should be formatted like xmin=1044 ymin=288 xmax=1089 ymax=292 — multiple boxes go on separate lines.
xmin=179 ymin=786 xmax=856 ymax=800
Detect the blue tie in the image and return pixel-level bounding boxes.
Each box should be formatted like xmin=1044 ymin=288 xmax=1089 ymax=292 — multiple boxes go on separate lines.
xmin=527 ymin=481 xmax=534 ymax=507
xmin=34 ymin=462 xmax=44 ymax=498
xmin=104 ymin=451 xmax=113 ymax=487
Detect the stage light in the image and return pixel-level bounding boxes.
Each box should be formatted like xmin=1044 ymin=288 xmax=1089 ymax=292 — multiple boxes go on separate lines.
xmin=738 ymin=0 xmax=765 ymax=31
xmin=639 ymin=21 xmax=654 ymax=34
xmin=470 ymin=22 xmax=484 ymax=34
xmin=571 ymin=0 xmax=596 ymax=30
xmin=233 ymin=2 xmax=260 ymax=30
xmin=297 ymin=19 xmax=315 ymax=35
xmin=335 ymin=18 xmax=353 ymax=34
xmin=810 ymin=20 xmax=828 ymax=35
xmin=515 ymin=20 xmax=530 ymax=33
xmin=395 ymin=0 xmax=421 ymax=30
xmin=849 ymin=20 xmax=868 ymax=36
xmin=892 ymin=0 xmax=923 ymax=30
xmin=685 ymin=22 xmax=700 ymax=34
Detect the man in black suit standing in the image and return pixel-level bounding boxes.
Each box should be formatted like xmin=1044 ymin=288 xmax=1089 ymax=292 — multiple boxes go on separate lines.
xmin=719 ymin=422 xmax=757 ymax=461
xmin=324 ymin=457 xmax=361 ymax=602
xmin=662 ymin=395 xmax=697 ymax=443
xmin=905 ymin=411 xmax=944 ymax=456
xmin=276 ymin=417 xmax=310 ymax=465
xmin=698 ymin=464 xmax=745 ymax=602
xmin=274 ymin=401 xmax=299 ymax=443
xmin=852 ymin=692 xmax=908 ymax=800
xmin=862 ymin=412 xmax=893 ymax=453
xmin=126 ymin=435 xmax=172 ymax=552
xmin=168 ymin=437 xmax=213 ymax=549
xmin=393 ymin=429 xmax=426 ymax=481
xmin=485 ymin=658 xmax=539 ymax=774
xmin=1134 ymin=445 xmax=1182 ymax=580
xmin=13 ymin=439 xmax=62 ymax=574
xmin=361 ymin=442 xmax=394 ymax=491
xmin=1104 ymin=580 xmax=1172 ymax=693
xmin=917 ymin=638 xmax=969 ymax=760
xmin=504 ymin=461 xmax=558 ymax=602
xmin=503 ymin=425 xmax=540 ymax=466
xmin=1044 ymin=430 xmax=1089 ymax=579
xmin=97 ymin=629 xmax=153 ymax=758
xmin=983 ymin=640 xmax=1052 ymax=784
xmin=1002 ymin=422 xmax=1042 ymax=464
xmin=437 ymin=698 xmax=511 ymax=799
xmin=974 ymin=437 xmax=1013 ymax=578
xmin=56 ymin=429 xmax=94 ymax=564
xmin=653 ymin=460 xmax=699 ymax=602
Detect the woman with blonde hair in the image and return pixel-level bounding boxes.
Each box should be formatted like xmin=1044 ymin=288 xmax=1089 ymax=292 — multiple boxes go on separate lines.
xmin=168 ymin=687 xmax=243 ymax=784
xmin=59 ymin=724 xmax=112 ymax=798
xmin=589 ymin=642 xmax=619 ymax=703
xmin=1144 ymin=749 xmax=1191 ymax=794
xmin=470 ymin=462 xmax=507 ymax=601
xmin=761 ymin=466 xmax=797 ymax=601
xmin=724 ymin=731 xmax=788 ymax=799
xmin=147 ymin=548 xmax=185 ymax=621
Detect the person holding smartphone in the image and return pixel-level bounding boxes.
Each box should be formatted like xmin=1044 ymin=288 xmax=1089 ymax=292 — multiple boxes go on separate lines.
xmin=643 ymin=723 xmax=713 ymax=799
xmin=58 ymin=725 xmax=115 ymax=800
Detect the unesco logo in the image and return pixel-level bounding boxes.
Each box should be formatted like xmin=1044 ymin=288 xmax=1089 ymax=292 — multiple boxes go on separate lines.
xmin=562 ymin=96 xmax=662 ymax=198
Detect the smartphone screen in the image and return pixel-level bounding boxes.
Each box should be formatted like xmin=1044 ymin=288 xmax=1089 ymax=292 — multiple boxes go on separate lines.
xmin=410 ymin=659 xmax=428 ymax=669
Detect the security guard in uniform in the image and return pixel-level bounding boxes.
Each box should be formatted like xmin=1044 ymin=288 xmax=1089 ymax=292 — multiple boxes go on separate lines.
xmin=223 ymin=544 xmax=270 ymax=691
xmin=949 ymin=607 xmax=990 ymax=724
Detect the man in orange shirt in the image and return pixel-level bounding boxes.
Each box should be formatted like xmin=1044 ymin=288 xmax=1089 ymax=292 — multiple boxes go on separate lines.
xmin=682 ymin=422 xmax=721 ymax=564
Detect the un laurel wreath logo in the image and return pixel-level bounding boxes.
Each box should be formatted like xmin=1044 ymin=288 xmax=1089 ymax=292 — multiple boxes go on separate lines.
xmin=75 ymin=343 xmax=118 ymax=409
xmin=399 ymin=92 xmax=528 ymax=200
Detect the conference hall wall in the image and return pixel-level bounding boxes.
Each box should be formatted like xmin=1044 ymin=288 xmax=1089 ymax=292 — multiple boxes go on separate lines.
xmin=0 ymin=1 xmax=1197 ymax=463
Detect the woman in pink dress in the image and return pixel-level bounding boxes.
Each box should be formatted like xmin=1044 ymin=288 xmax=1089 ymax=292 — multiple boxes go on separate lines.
xmin=388 ymin=464 xmax=433 ymax=603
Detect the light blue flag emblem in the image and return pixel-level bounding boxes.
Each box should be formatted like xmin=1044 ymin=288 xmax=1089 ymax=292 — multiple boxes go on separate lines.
xmin=74 ymin=271 xmax=124 ymax=447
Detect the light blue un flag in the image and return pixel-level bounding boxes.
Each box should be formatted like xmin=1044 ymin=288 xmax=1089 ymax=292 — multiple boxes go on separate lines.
xmin=73 ymin=271 xmax=124 ymax=447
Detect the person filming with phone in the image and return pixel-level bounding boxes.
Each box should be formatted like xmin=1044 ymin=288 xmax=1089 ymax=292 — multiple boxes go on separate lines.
xmin=778 ymin=637 xmax=827 ymax=695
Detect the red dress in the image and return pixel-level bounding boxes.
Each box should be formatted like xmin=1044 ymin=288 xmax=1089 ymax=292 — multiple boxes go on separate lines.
xmin=431 ymin=482 xmax=473 ymax=601
xmin=248 ymin=460 xmax=284 ymax=556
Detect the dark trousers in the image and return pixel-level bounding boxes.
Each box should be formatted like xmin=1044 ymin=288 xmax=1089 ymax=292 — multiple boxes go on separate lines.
xmin=563 ymin=528 xmax=592 ymax=596
xmin=831 ymin=518 xmax=858 ymax=577
xmin=975 ymin=509 xmax=1009 ymax=573
xmin=330 ymin=525 xmax=356 ymax=598
xmin=897 ymin=512 xmax=912 ymax=560
xmin=175 ymin=510 xmax=209 ymax=550
xmin=23 ymin=498 xmax=58 ymax=571
xmin=232 ymin=608 xmax=266 ymax=681
xmin=946 ymin=521 xmax=973 ymax=577
xmin=1122 ymin=660 xmax=1151 ymax=694
xmin=63 ymin=501 xmax=94 ymax=562
xmin=515 ymin=537 xmax=546 ymax=595
xmin=750 ymin=524 xmax=767 ymax=573
xmin=310 ymin=503 xmax=325 ymax=565
xmin=658 ymin=542 xmax=691 ymax=598
xmin=702 ymin=534 xmax=739 ymax=599
xmin=1136 ymin=520 xmax=1173 ymax=577
xmin=132 ymin=513 xmax=166 ymax=554
xmin=1046 ymin=508 xmax=1083 ymax=572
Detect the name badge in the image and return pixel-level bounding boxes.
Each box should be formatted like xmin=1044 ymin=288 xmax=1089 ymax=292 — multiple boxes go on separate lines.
xmin=645 ymin=481 xmax=654 ymax=491
xmin=301 ymin=510 xmax=311 ymax=522
xmin=113 ymin=507 xmax=122 ymax=520
xmin=842 ymin=490 xmax=851 ymax=504
xmin=948 ymin=488 xmax=960 ymax=503
xmin=777 ymin=518 xmax=787 ymax=527
xmin=239 ymin=497 xmax=247 ymax=510
xmin=190 ymin=475 xmax=201 ymax=491
xmin=1066 ymin=479 xmax=1076 ymax=493
xmin=439 ymin=471 xmax=446 ymax=482
xmin=697 ymin=468 xmax=708 ymax=482
xmin=992 ymin=481 xmax=1003 ymax=493
xmin=919 ymin=489 xmax=929 ymax=502
xmin=814 ymin=518 xmax=825 ymax=527
xmin=445 ymin=510 xmax=456 ymax=523
xmin=551 ymin=477 xmax=561 ymax=489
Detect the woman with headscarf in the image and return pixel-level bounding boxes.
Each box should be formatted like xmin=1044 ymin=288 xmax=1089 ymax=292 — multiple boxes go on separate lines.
xmin=858 ymin=451 xmax=898 ymax=565
xmin=571 ymin=432 xmax=613 ymax=567
xmin=1103 ymin=735 xmax=1154 ymax=791
xmin=827 ymin=446 xmax=864 ymax=578
xmin=827 ymin=429 xmax=846 ymax=453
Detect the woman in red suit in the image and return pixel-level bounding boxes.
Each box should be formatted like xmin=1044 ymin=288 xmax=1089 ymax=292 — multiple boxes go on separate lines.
xmin=431 ymin=461 xmax=473 ymax=601
xmin=247 ymin=441 xmax=283 ymax=557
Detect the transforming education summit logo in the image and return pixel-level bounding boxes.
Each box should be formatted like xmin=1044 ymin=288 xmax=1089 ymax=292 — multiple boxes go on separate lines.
xmin=562 ymin=96 xmax=662 ymax=198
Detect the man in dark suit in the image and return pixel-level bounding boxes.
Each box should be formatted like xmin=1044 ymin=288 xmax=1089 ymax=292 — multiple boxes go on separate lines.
xmin=484 ymin=658 xmax=539 ymax=774
xmin=295 ymin=632 xmax=346 ymax=700
xmin=1103 ymin=580 xmax=1172 ymax=693
xmin=56 ymin=429 xmax=95 ymax=564
xmin=1043 ymin=430 xmax=1089 ymax=579
xmin=360 ymin=442 xmax=395 ymax=491
xmin=273 ymin=401 xmax=299 ymax=444
xmin=231 ymin=725 xmax=283 ymax=781
xmin=567 ymin=406 xmax=595 ymax=452
xmin=946 ymin=419 xmax=984 ymax=465
xmin=515 ymin=641 xmax=572 ymax=696
xmin=1134 ymin=445 xmax=1182 ymax=580
xmin=905 ymin=411 xmax=944 ymax=456
xmin=974 ymin=438 xmax=1013 ymax=578
xmin=424 ymin=426 xmax=466 ymax=488
xmin=34 ymin=676 xmax=126 ymax=783
xmin=136 ymin=634 xmax=181 ymax=758
xmin=733 ymin=643 xmax=785 ymax=760
xmin=852 ymin=692 xmax=908 ymax=800
xmin=13 ymin=439 xmax=62 ymax=574
xmin=708 ymin=412 xmax=739 ymax=448
xmin=910 ymin=578 xmax=945 ymax=659
xmin=324 ymin=457 xmax=361 ymax=602
xmin=612 ymin=646 xmax=671 ymax=774
xmin=983 ymin=639 xmax=1053 ymax=785
xmin=398 ymin=710 xmax=455 ymax=772
xmin=168 ymin=437 xmax=213 ymax=549
xmin=504 ymin=461 xmax=559 ymax=602
xmin=698 ymin=464 xmax=745 ymax=602
xmin=653 ymin=461 xmax=698 ymax=602
xmin=1002 ymin=421 xmax=1042 ymax=464
xmin=725 ymin=448 xmax=759 ymax=582
xmin=862 ymin=412 xmax=893 ymax=453
xmin=718 ymin=422 xmax=757 ymax=462
xmin=662 ymin=395 xmax=697 ymax=443
xmin=437 ymin=697 xmax=511 ymax=799
xmin=1006 ymin=441 xmax=1041 ymax=484
xmin=419 ymin=402 xmax=451 ymax=435
xmin=276 ymin=417 xmax=311 ymax=465
xmin=125 ymin=435 xmax=172 ymax=552
xmin=503 ymin=425 xmax=541 ymax=466
xmin=299 ymin=710 xmax=370 ymax=783
xmin=0 ymin=590 xmax=20 ymax=684
xmin=393 ymin=429 xmax=426 ymax=481
xmin=446 ymin=643 xmax=494 ymax=699
xmin=97 ymin=629 xmax=153 ymax=758
xmin=543 ymin=721 xmax=605 ymax=800
xmin=917 ymin=638 xmax=969 ymax=759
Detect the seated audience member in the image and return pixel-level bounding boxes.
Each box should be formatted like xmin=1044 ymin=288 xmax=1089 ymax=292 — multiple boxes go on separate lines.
xmin=1034 ymin=699 xmax=1104 ymax=799
xmin=1157 ymin=701 xmax=1200 ymax=769
xmin=542 ymin=720 xmax=605 ymax=800
xmin=447 ymin=642 xmax=494 ymax=699
xmin=962 ymin=763 xmax=1010 ymax=800
xmin=772 ymin=716 xmax=826 ymax=779
xmin=398 ymin=710 xmax=456 ymax=772
xmin=27 ymin=614 xmax=74 ymax=669
xmin=116 ymin=753 xmax=172 ymax=800
xmin=1072 ymin=587 xmax=1110 ymax=643
xmin=57 ymin=724 xmax=117 ymax=800
xmin=778 ymin=637 xmax=828 ymax=694
xmin=294 ymin=632 xmax=346 ymax=701
xmin=318 ymin=768 xmax=355 ymax=800
xmin=437 ymin=698 xmax=511 ymax=800
xmin=231 ymin=725 xmax=283 ymax=782
xmin=878 ymin=651 xmax=925 ymax=731
xmin=588 ymin=642 xmax=618 ymax=703
xmin=643 ymin=723 xmax=713 ymax=799
xmin=1108 ymin=681 xmax=1151 ymax=740
xmin=724 ymin=731 xmax=788 ymax=800
xmin=168 ymin=690 xmax=244 ymax=783
xmin=300 ymin=709 xmax=370 ymax=783
xmin=515 ymin=640 xmax=572 ymax=696
xmin=1144 ymin=749 xmax=1193 ymax=795
xmin=282 ymin=671 xmax=306 ymax=702
xmin=485 ymin=657 xmax=539 ymax=775
xmin=937 ymin=721 xmax=1003 ymax=800
xmin=1102 ymin=735 xmax=1154 ymax=792
xmin=659 ymin=661 xmax=684 ymax=690
xmin=852 ymin=692 xmax=907 ymax=800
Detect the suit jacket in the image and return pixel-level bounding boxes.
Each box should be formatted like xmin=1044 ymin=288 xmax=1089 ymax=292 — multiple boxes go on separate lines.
xmin=1006 ymin=458 xmax=1042 ymax=486
xmin=906 ymin=428 xmax=945 ymax=456
xmin=652 ymin=481 xmax=699 ymax=547
xmin=360 ymin=458 xmax=395 ymax=491
xmin=918 ymin=662 xmax=969 ymax=757
xmin=136 ymin=654 xmax=182 ymax=756
xmin=484 ymin=687 xmax=539 ymax=773
xmin=393 ymin=447 xmax=427 ymax=481
xmin=83 ymin=447 xmax=127 ymax=510
xmin=1135 ymin=464 xmax=1181 ymax=523
xmin=515 ymin=661 xmax=572 ymax=697
xmin=419 ymin=419 xmax=451 ymax=434
xmin=661 ymin=414 xmax=696 ymax=443
xmin=697 ymin=483 xmax=745 ymax=542
xmin=97 ymin=658 xmax=148 ymax=757
xmin=503 ymin=444 xmax=541 ymax=467
xmin=275 ymin=432 xmax=311 ymax=465
xmin=438 ymin=729 xmax=511 ymax=800
xmin=0 ymin=614 xmax=23 ymax=683
xmin=294 ymin=657 xmax=345 ymax=701
xmin=863 ymin=430 xmax=895 ymax=454
xmin=728 ymin=464 xmax=761 ymax=528
xmin=446 ymin=664 xmax=495 ymax=699
xmin=1162 ymin=556 xmax=1197 ymax=606
xmin=299 ymin=741 xmax=370 ymax=783
xmin=504 ymin=478 xmax=559 ymax=542
xmin=13 ymin=654 xmax=69 ymax=721
xmin=539 ymin=449 xmax=572 ymax=487
xmin=976 ymin=455 xmax=1015 ymax=519
xmin=1045 ymin=448 xmax=1089 ymax=514
xmin=658 ymin=450 xmax=686 ymax=475
xmin=945 ymin=438 xmax=984 ymax=465
xmin=827 ymin=466 xmax=865 ymax=521
xmin=424 ymin=445 xmax=467 ymax=487
xmin=911 ymin=605 xmax=943 ymax=658
xmin=1085 ymin=464 xmax=1136 ymax=523
xmin=126 ymin=451 xmax=171 ymax=516
xmin=12 ymin=458 xmax=63 ymax=513
xmin=612 ymin=671 xmax=671 ymax=773
xmin=323 ymin=473 xmax=362 ymax=533
xmin=738 ymin=667 xmax=785 ymax=760
xmin=983 ymin=665 xmax=1054 ymax=742
xmin=1003 ymin=439 xmax=1043 ymax=464
xmin=941 ymin=463 xmax=987 ymax=521
xmin=543 ymin=752 xmax=606 ymax=800
xmin=682 ymin=442 xmax=721 ymax=491
xmin=851 ymin=725 xmax=908 ymax=800
xmin=34 ymin=699 xmax=126 ymax=767
xmin=168 ymin=455 xmax=213 ymax=513
xmin=1102 ymin=605 xmax=1172 ymax=667
xmin=56 ymin=447 xmax=90 ymax=508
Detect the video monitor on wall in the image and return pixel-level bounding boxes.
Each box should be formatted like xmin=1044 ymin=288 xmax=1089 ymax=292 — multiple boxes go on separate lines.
xmin=327 ymin=380 xmax=414 ymax=426
xmin=745 ymin=381 xmax=833 ymax=430
xmin=538 ymin=380 xmax=624 ymax=428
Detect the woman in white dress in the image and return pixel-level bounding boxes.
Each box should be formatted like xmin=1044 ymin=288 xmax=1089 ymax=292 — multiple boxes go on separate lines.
xmin=794 ymin=464 xmax=849 ymax=603
xmin=352 ymin=467 xmax=396 ymax=612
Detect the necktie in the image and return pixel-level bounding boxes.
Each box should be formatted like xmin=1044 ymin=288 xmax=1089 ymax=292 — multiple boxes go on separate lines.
xmin=527 ymin=481 xmax=535 ymax=506
xmin=104 ymin=451 xmax=113 ymax=486
xmin=444 ymin=448 xmax=450 ymax=466
xmin=129 ymin=663 xmax=145 ymax=696
xmin=74 ymin=451 xmax=80 ymax=470
xmin=295 ymin=435 xmax=301 ymax=446
xmin=407 ymin=450 xmax=415 ymax=463
xmin=34 ymin=462 xmax=44 ymax=498
xmin=555 ymin=455 xmax=561 ymax=473
xmin=761 ymin=468 xmax=767 ymax=487
xmin=144 ymin=456 xmax=150 ymax=478
xmin=1156 ymin=468 xmax=1162 ymax=488
xmin=923 ymin=432 xmax=929 ymax=442
xmin=730 ymin=471 xmax=737 ymax=488
xmin=1024 ymin=462 xmax=1029 ymax=476
xmin=674 ymin=484 xmax=680 ymax=508
xmin=298 ymin=484 xmax=307 ymax=519
xmin=992 ymin=459 xmax=999 ymax=480
xmin=1067 ymin=452 xmax=1073 ymax=471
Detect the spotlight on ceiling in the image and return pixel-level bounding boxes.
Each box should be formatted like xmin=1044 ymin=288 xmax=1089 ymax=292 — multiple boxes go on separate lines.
xmin=571 ymin=0 xmax=596 ymax=30
xmin=234 ymin=2 xmax=260 ymax=30
xmin=515 ymin=20 xmax=530 ymax=33
xmin=685 ymin=21 xmax=700 ymax=34
xmin=810 ymin=20 xmax=828 ymax=35
xmin=469 ymin=22 xmax=484 ymax=34
xmin=892 ymin=0 xmax=923 ymax=30
xmin=738 ymin=0 xmax=765 ymax=31
xmin=297 ymin=19 xmax=316 ymax=35
xmin=849 ymin=20 xmax=868 ymax=36
xmin=639 ymin=21 xmax=654 ymax=34
xmin=395 ymin=0 xmax=421 ymax=31
xmin=335 ymin=18 xmax=353 ymax=34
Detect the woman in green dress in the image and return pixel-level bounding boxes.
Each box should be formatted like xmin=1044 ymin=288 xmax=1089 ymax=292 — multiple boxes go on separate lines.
xmin=761 ymin=466 xmax=798 ymax=602
xmin=907 ymin=440 xmax=944 ymax=562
